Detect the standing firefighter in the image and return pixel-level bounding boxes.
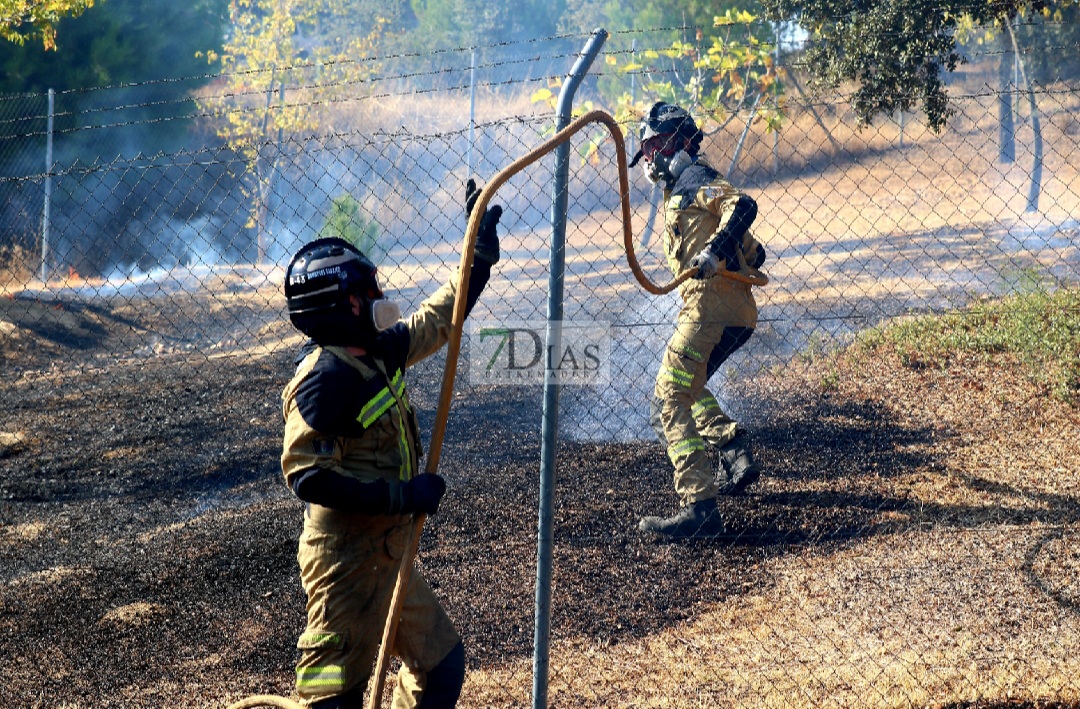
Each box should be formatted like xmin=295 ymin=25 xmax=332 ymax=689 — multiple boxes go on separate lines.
xmin=279 ymin=181 xmax=502 ymax=708
xmin=632 ymin=102 xmax=768 ymax=539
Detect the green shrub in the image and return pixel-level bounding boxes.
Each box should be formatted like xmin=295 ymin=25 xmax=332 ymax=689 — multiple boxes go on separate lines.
xmin=319 ymin=194 xmax=381 ymax=259
xmin=859 ymin=285 xmax=1080 ymax=405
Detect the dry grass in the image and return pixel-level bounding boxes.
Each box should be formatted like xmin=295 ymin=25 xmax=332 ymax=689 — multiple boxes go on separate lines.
xmin=2 ymin=278 xmax=1078 ymax=709
xmin=3 ymin=69 xmax=1079 ymax=709
xmin=0 ymin=244 xmax=35 ymax=292
xmin=457 ymin=329 xmax=1080 ymax=708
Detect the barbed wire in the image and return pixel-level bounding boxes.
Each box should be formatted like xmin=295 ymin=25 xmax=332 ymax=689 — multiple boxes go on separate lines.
xmin=0 ymin=33 xmax=595 ymax=104
xmin=1 ymin=14 xmax=1078 ymax=709
xmin=13 ymin=60 xmax=1078 ymax=140
xmin=3 ymin=71 xmax=1077 ymax=156
xmin=0 ymin=65 xmax=551 ymax=136
xmin=0 ymin=114 xmax=557 ymax=184
xmin=187 ymin=51 xmax=577 ymax=111
xmin=3 ymin=14 xmax=1078 ymax=107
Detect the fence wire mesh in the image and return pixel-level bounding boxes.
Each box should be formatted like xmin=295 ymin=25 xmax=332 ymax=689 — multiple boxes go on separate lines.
xmin=1 ymin=25 xmax=1079 ymax=709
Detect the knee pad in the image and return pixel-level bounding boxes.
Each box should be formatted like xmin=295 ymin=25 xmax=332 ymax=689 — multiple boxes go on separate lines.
xmin=417 ymin=641 xmax=465 ymax=709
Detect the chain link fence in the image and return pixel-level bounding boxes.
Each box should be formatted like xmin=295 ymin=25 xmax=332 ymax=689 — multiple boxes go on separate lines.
xmin=2 ymin=25 xmax=1079 ymax=709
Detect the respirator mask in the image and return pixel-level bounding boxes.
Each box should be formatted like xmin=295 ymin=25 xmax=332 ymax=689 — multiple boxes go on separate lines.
xmin=369 ymin=298 xmax=401 ymax=332
xmin=644 ymin=149 xmax=693 ymax=186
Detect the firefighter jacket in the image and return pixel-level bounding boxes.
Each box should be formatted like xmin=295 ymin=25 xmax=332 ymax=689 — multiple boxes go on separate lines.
xmin=281 ymin=263 xmax=490 ymax=502
xmin=662 ymin=158 xmax=767 ymax=326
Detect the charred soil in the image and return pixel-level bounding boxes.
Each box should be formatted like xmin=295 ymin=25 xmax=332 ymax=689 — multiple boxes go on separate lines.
xmin=2 ymin=292 xmax=1079 ymax=708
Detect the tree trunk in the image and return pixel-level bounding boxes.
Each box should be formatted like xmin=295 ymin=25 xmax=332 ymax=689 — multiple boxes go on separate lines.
xmin=1007 ymin=22 xmax=1043 ymax=213
xmin=997 ymin=40 xmax=1015 ymax=164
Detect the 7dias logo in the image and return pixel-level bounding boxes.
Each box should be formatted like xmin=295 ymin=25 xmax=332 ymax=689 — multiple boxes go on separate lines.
xmin=468 ymin=320 xmax=611 ymax=386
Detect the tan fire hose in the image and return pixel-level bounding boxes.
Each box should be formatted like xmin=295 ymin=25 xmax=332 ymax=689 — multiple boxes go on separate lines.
xmin=448 ymin=109 xmax=768 ymax=297
xmin=226 ymin=108 xmax=767 ymax=709
xmin=225 ymin=695 xmax=303 ymax=708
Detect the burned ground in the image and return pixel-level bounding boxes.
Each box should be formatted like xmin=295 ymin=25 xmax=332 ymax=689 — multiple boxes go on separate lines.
xmin=1 ymin=290 xmax=1078 ymax=709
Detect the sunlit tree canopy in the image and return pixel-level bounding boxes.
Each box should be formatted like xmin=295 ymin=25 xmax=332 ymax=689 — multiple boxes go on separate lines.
xmin=0 ymin=0 xmax=95 ymax=50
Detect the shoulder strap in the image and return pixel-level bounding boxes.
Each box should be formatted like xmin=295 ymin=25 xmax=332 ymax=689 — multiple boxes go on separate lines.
xmin=323 ymin=345 xmax=379 ymax=379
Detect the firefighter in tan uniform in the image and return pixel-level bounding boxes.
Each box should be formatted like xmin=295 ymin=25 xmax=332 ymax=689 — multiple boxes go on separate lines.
xmin=279 ymin=181 xmax=502 ymax=708
xmin=631 ymin=102 xmax=768 ymax=539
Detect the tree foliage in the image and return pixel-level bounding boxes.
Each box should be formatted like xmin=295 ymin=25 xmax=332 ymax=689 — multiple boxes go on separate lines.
xmin=319 ymin=193 xmax=381 ymax=259
xmin=0 ymin=0 xmax=95 ymax=50
xmin=603 ymin=8 xmax=785 ymax=151
xmin=601 ymin=0 xmax=735 ymax=39
xmin=1 ymin=0 xmax=227 ymax=92
xmin=954 ymin=1 xmax=1080 ymax=81
xmin=197 ymin=0 xmax=390 ymax=257
xmin=759 ymin=0 xmax=1079 ymax=131
xmin=0 ymin=0 xmax=230 ymax=162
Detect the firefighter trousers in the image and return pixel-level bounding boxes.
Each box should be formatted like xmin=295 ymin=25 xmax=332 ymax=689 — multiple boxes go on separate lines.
xmin=295 ymin=505 xmax=460 ymax=708
xmin=653 ymin=307 xmax=754 ymax=505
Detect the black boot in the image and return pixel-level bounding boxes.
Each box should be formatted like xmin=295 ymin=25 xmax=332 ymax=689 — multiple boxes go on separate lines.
xmin=718 ymin=430 xmax=761 ymax=495
xmin=639 ymin=497 xmax=726 ymax=538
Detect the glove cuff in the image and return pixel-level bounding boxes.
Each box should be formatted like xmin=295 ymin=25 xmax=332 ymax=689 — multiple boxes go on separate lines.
xmin=389 ymin=480 xmax=409 ymax=514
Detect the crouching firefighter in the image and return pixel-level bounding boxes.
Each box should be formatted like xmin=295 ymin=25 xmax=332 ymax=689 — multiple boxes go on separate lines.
xmin=279 ymin=180 xmax=502 ymax=708
xmin=630 ymin=101 xmax=768 ymax=539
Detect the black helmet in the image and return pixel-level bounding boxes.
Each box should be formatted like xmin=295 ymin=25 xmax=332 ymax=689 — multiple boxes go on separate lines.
xmin=284 ymin=237 xmax=385 ymax=346
xmin=629 ymin=102 xmax=703 ymax=167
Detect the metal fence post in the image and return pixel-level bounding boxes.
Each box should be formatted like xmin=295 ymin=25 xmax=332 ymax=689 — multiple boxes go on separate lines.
xmin=41 ymin=88 xmax=54 ymax=283
xmin=773 ymin=24 xmax=780 ymax=176
xmin=469 ymin=49 xmax=477 ymax=176
xmin=629 ymin=39 xmax=637 ymax=155
xmin=533 ymin=27 xmax=608 ymax=709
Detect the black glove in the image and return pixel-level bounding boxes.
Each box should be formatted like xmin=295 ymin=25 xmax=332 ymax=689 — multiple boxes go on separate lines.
xmin=708 ymin=230 xmax=740 ymax=272
xmin=466 ymin=177 xmax=502 ymax=265
xmin=708 ymin=194 xmax=757 ymax=271
xmin=403 ymin=473 xmax=447 ymax=515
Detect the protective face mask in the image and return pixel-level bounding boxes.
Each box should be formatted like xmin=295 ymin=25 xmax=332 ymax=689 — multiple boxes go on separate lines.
xmin=370 ymin=299 xmax=401 ymax=331
xmin=667 ymin=150 xmax=693 ymax=180
xmin=644 ymin=150 xmax=691 ymax=186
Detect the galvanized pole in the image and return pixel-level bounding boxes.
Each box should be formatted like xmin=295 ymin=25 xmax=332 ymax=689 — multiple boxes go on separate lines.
xmin=468 ymin=49 xmax=476 ymax=176
xmin=773 ymin=24 xmax=780 ymax=176
xmin=533 ymin=27 xmax=608 ymax=709
xmin=41 ymin=89 xmax=54 ymax=283
xmin=629 ymin=39 xmax=636 ymax=156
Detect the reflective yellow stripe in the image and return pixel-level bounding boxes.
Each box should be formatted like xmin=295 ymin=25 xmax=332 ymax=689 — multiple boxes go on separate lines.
xmin=359 ymin=371 xmax=406 ymax=428
xmin=680 ymin=344 xmax=703 ymax=360
xmin=359 ymin=388 xmax=393 ymax=427
xmin=665 ymin=367 xmax=693 ymax=387
xmin=391 ymin=369 xmax=405 ymax=396
xmin=667 ymin=438 xmax=705 ymax=462
xmin=298 ymin=631 xmax=341 ymax=647
xmin=691 ymin=395 xmax=720 ymax=417
xmin=296 ymin=665 xmax=344 ymax=689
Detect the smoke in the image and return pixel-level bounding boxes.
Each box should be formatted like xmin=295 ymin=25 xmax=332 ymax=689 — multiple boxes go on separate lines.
xmin=8 ymin=30 xmax=624 ymax=285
